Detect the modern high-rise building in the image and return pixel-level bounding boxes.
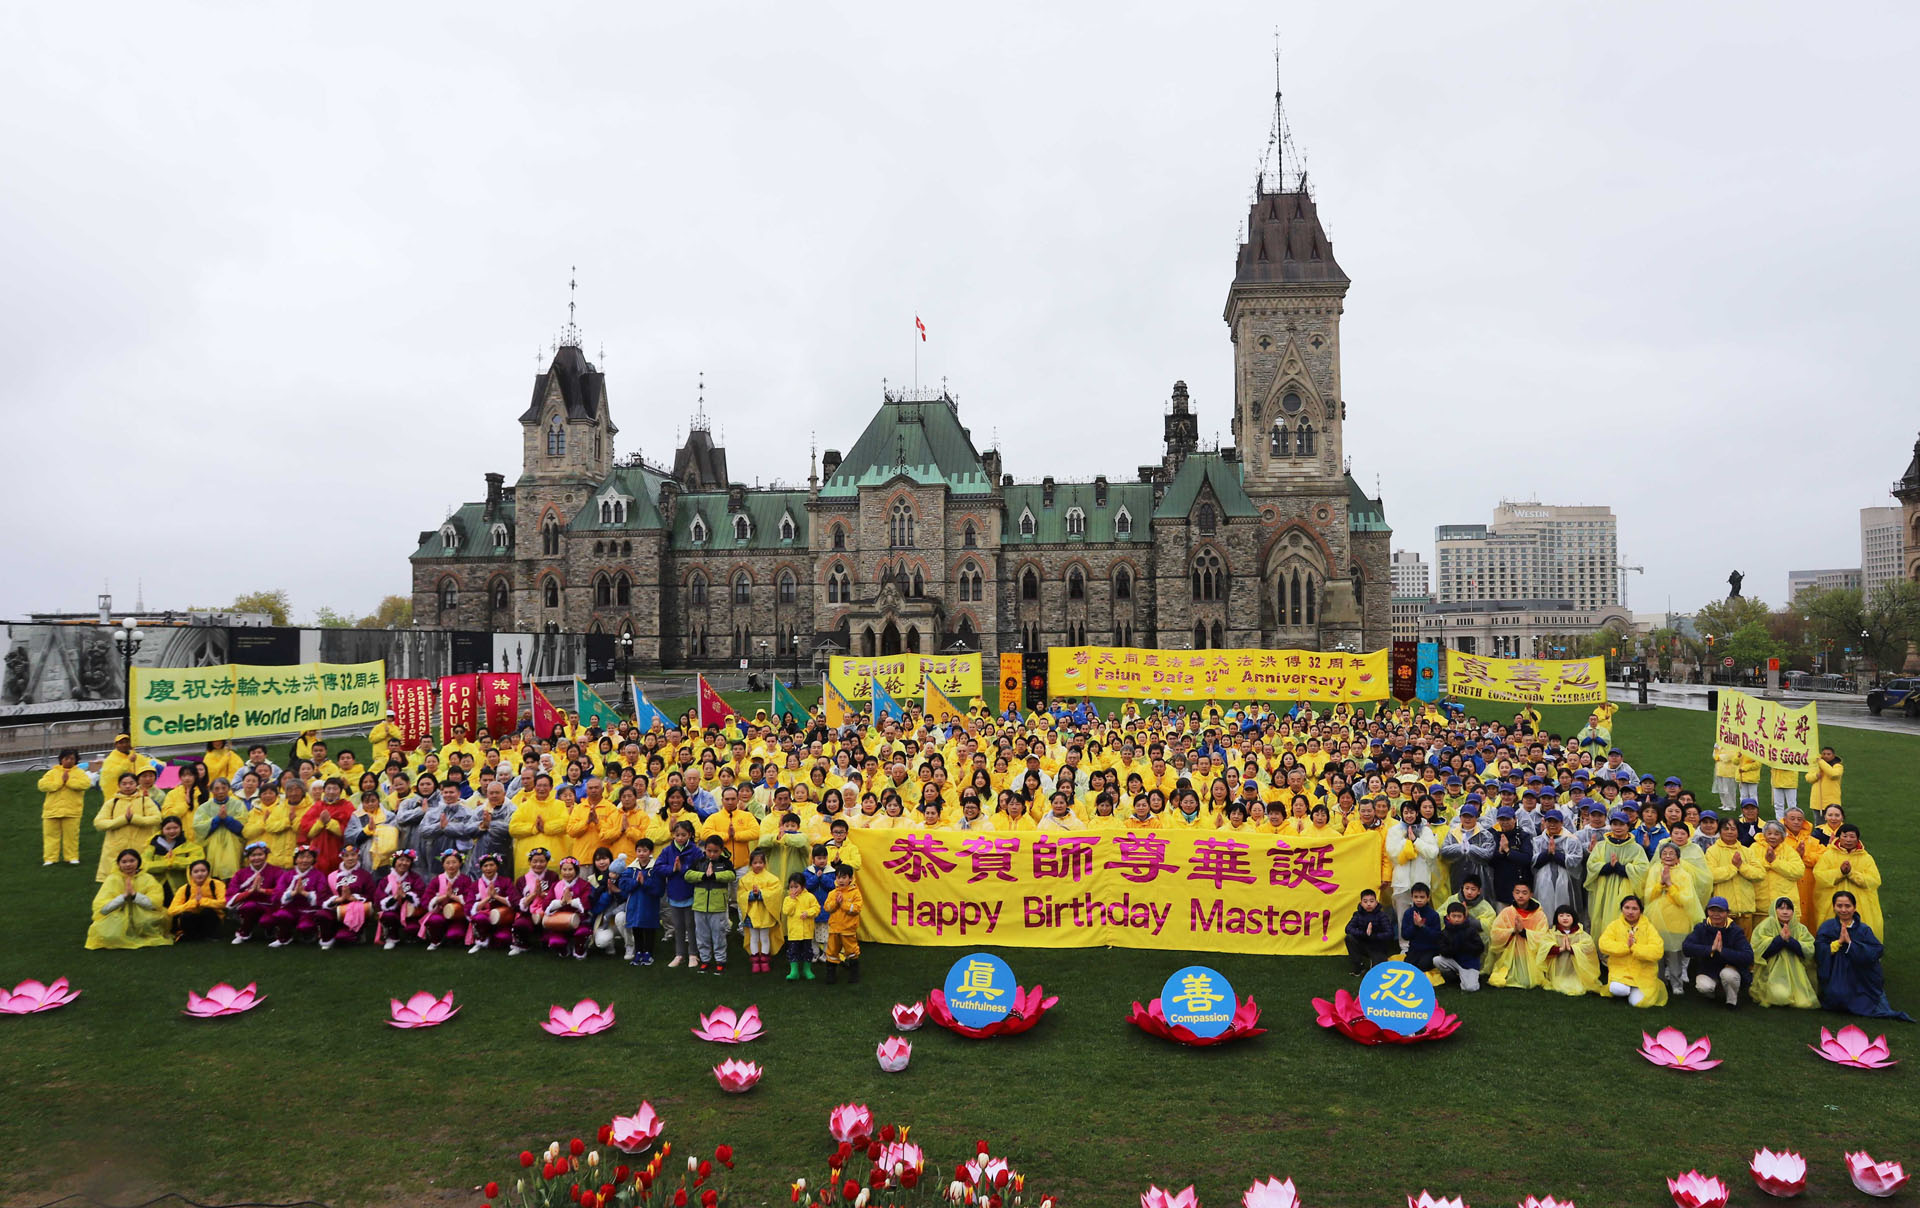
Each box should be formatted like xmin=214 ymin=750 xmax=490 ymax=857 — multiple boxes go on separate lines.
xmin=1861 ymin=506 xmax=1904 ymax=597
xmin=1788 ymin=567 xmax=1862 ymax=604
xmin=1391 ymin=550 xmax=1429 ymax=597
xmin=1434 ymin=502 xmax=1619 ymax=609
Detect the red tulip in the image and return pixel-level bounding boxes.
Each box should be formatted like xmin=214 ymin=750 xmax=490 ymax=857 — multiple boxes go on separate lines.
xmin=599 ymin=1183 xmax=614 ymax=1198
xmin=571 ymin=1138 xmax=586 ymax=1156
xmin=674 ymin=1190 xmax=688 ymax=1208
xmin=485 ymin=1182 xmax=499 ymax=1198
xmin=568 ymin=1185 xmax=581 ymax=1203
xmin=879 ymin=1124 xmax=897 ymax=1143
xmin=543 ymin=1163 xmax=557 ymax=1181
xmin=903 ymin=1168 xmax=920 ymax=1188
xmin=867 ymin=1142 xmax=884 ymax=1161
xmin=616 ymin=1165 xmax=630 ymax=1182
xmin=700 ymin=1160 xmax=713 ymax=1179
xmin=598 ymin=1124 xmax=613 ymax=1144
xmin=837 ymin=1142 xmax=853 ymax=1162
xmin=702 ymin=1192 xmax=719 ymax=1208
xmin=521 ymin=1152 xmax=536 ymax=1168
xmin=977 ymin=1141 xmax=991 ymax=1155
xmin=715 ymin=1144 xmax=733 ymax=1168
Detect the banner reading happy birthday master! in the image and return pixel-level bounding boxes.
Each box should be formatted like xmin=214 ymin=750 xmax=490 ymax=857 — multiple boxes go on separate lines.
xmin=848 ymin=827 xmax=1374 ymax=956
xmin=1045 ymin=645 xmax=1389 ymax=703
xmin=1716 ymin=688 xmax=1817 ymax=771
xmin=130 ymin=661 xmax=386 ymax=742
xmin=828 ymin=654 xmax=982 ymax=702
xmin=1443 ymin=652 xmax=1607 ymax=705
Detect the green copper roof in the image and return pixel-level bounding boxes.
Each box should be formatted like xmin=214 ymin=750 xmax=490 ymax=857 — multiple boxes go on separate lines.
xmin=1155 ymin=452 xmax=1257 ymax=519
xmin=820 ymin=398 xmax=993 ymax=497
xmin=568 ymin=463 xmax=668 ymax=532
xmin=414 ymin=500 xmax=516 ymax=559
xmin=1347 ymin=474 xmax=1389 ymax=532
xmin=1002 ymin=481 xmax=1153 ymax=544
xmin=671 ymin=490 xmax=811 ymax=551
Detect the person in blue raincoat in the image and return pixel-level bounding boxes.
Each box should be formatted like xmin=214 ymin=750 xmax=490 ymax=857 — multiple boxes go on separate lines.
xmin=1815 ymin=890 xmax=1911 ymax=1021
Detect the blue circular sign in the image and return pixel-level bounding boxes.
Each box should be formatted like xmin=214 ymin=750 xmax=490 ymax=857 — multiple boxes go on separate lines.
xmin=1358 ymin=959 xmax=1438 ymax=1036
xmin=1160 ymin=965 xmax=1238 ymax=1038
xmin=942 ymin=953 xmax=1016 ymax=1030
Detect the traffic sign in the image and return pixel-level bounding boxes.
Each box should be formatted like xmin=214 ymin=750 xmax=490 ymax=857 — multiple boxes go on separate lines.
xmin=1722 ymin=657 xmax=1734 ymax=668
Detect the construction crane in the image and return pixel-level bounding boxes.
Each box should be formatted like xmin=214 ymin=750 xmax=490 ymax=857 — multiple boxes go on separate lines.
xmin=1613 ymin=563 xmax=1644 ymax=609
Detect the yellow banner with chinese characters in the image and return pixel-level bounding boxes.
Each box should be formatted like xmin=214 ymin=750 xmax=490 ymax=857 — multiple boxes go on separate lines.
xmin=1443 ymin=653 xmax=1607 ymax=705
xmin=1715 ymin=688 xmax=1818 ymax=772
xmin=1045 ymin=645 xmax=1389 ymax=702
xmin=846 ymin=827 xmax=1376 ymax=956
xmin=130 ymin=662 xmax=388 ymax=743
xmin=828 ymin=654 xmax=982 ymax=702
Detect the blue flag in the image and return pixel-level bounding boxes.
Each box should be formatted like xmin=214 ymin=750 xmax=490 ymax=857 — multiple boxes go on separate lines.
xmin=1416 ymin=642 xmax=1442 ymax=703
xmin=871 ymin=676 xmax=905 ymax=723
xmin=631 ymin=681 xmax=674 ymax=732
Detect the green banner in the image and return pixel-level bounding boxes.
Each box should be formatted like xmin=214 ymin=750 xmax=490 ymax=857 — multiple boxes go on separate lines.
xmin=130 ymin=661 xmax=386 ymax=742
xmin=573 ymin=679 xmax=623 ymax=728
xmin=772 ymin=678 xmax=808 ymax=723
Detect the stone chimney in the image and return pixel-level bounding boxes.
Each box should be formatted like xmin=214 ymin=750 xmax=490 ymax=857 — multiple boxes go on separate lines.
xmin=727 ymin=484 xmax=746 ymax=513
xmin=1093 ymin=475 xmax=1108 ymax=506
xmin=1042 ymin=476 xmax=1055 ymax=507
xmin=483 ymin=472 xmax=505 ymax=521
xmin=821 ymin=449 xmax=843 ymax=479
xmin=982 ymin=449 xmax=1001 ymax=483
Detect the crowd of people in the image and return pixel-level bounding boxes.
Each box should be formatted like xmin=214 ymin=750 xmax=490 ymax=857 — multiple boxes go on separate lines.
xmin=46 ymin=694 xmax=1904 ymax=1019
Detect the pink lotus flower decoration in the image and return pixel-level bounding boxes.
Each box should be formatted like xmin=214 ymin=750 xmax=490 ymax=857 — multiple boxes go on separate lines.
xmin=0 ymin=978 xmax=79 ymax=1015
xmin=387 ymin=990 xmax=458 ymax=1029
xmin=1666 ymin=1170 xmax=1729 ymax=1208
xmin=1142 ymin=1186 xmax=1200 ymax=1208
xmin=878 ymin=1141 xmax=925 ymax=1179
xmin=963 ymin=1155 xmax=1012 ymax=1190
xmin=1811 ymin=1025 xmax=1896 ymax=1069
xmin=1129 ymin=995 xmax=1267 ymax=1047
xmin=927 ymin=983 xmax=1058 ymax=1039
xmin=692 ymin=1004 xmax=763 ymax=1044
xmin=891 ymin=1000 xmax=926 ymax=1031
xmin=1847 ymin=1152 xmax=1910 ymax=1198
xmin=1311 ymin=988 xmax=1460 ymax=1046
xmin=1518 ymin=1199 xmax=1577 ymax=1208
xmin=183 ymin=982 xmax=263 ymax=1018
xmin=542 ymin=999 xmax=615 ymax=1037
xmin=1408 ymin=1195 xmax=1467 ymax=1208
xmin=608 ymin=1102 xmax=663 ymax=1154
xmin=828 ymin=1103 xmax=873 ymax=1145
xmin=1244 ymin=1177 xmax=1302 ymax=1207
xmin=1638 ymin=1027 xmax=1720 ymax=1071
xmin=876 ymin=1035 xmax=912 ymax=1072
xmin=1749 ymin=1149 xmax=1806 ymax=1198
xmin=712 ymin=1058 xmax=763 ymax=1093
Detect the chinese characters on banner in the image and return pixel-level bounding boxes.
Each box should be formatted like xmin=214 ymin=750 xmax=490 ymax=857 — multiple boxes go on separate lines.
xmin=439 ymin=674 xmax=479 ymax=736
xmin=479 ymin=672 xmax=521 ymax=737
xmin=828 ymin=654 xmax=983 ymax=702
xmin=1716 ymin=688 xmax=1818 ymax=771
xmin=998 ymin=652 xmax=1024 ymax=715
xmin=1044 ymin=645 xmax=1390 ymax=703
xmin=1389 ymin=641 xmax=1418 ymax=702
xmin=385 ymin=678 xmax=432 ymax=748
xmin=129 ymin=662 xmax=387 ymax=743
xmin=1443 ymin=653 xmax=1607 ymax=705
xmin=846 ymin=828 xmax=1375 ymax=956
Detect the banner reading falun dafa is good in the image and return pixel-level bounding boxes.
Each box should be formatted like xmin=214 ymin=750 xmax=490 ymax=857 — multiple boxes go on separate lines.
xmin=129 ymin=661 xmax=387 ymax=742
xmin=828 ymin=654 xmax=982 ymax=702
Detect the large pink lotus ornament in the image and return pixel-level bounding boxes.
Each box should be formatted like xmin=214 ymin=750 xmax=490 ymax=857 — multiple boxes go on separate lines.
xmin=927 ymin=983 xmax=1058 ymax=1039
xmin=387 ymin=990 xmax=458 ymax=1029
xmin=1639 ymin=1028 xmax=1720 ymax=1071
xmin=891 ymin=1001 xmax=925 ymax=1031
xmin=0 ymin=978 xmax=79 ymax=1015
xmin=608 ymin=1102 xmax=663 ymax=1154
xmin=1518 ymin=1199 xmax=1577 ymax=1208
xmin=1310 ymin=988 xmax=1460 ymax=1046
xmin=828 ymin=1103 xmax=873 ymax=1145
xmin=1129 ymin=995 xmax=1266 ymax=1047
xmin=712 ymin=1058 xmax=763 ymax=1094
xmin=183 ymin=982 xmax=264 ymax=1018
xmin=877 ymin=1141 xmax=925 ymax=1182
xmin=542 ymin=999 xmax=615 ymax=1037
xmin=1142 ymin=1186 xmax=1199 ymax=1208
xmin=1666 ymin=1170 xmax=1729 ymax=1208
xmin=1749 ymin=1150 xmax=1805 ymax=1198
xmin=1243 ymin=1177 xmax=1302 ymax=1207
xmin=1847 ymin=1152 xmax=1910 ymax=1198
xmin=692 ymin=1004 xmax=763 ymax=1044
xmin=1811 ymin=1025 xmax=1896 ymax=1069
xmin=1408 ymin=1195 xmax=1467 ymax=1208
xmin=876 ymin=1035 xmax=912 ymax=1072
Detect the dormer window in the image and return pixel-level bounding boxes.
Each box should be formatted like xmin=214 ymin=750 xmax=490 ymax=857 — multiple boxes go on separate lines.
xmin=440 ymin=524 xmax=459 ymax=552
xmin=1114 ymin=506 xmax=1132 ymax=537
xmin=733 ymin=515 xmax=751 ymax=542
xmin=690 ymin=516 xmax=708 ymax=545
xmin=778 ymin=512 xmax=796 ymax=542
xmin=1018 ymin=508 xmax=1036 ymax=538
xmin=1065 ymin=507 xmax=1086 ymax=537
xmin=490 ymin=523 xmax=509 ymax=549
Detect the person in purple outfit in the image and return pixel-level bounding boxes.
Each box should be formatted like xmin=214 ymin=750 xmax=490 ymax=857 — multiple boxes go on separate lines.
xmin=269 ymin=846 xmax=325 ymax=947
xmin=317 ymin=843 xmax=376 ymax=948
xmin=465 ymin=852 xmax=515 ymax=954
xmin=376 ymin=850 xmax=426 ymax=949
xmin=420 ymin=850 xmax=473 ymax=950
xmin=509 ymin=847 xmax=558 ymax=956
xmin=539 ymin=856 xmax=594 ymax=959
xmin=226 ymin=842 xmax=283 ymax=944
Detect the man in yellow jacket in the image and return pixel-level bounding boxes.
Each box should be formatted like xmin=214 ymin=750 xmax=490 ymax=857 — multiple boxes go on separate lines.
xmin=99 ymin=734 xmax=153 ymax=796
xmin=39 ymin=748 xmax=93 ymax=864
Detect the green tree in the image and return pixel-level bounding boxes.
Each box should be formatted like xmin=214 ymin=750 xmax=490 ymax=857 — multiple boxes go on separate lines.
xmin=231 ymin=590 xmax=291 ymax=626
xmin=313 ymin=606 xmax=358 ymax=628
xmin=1695 ymin=595 xmax=1771 ymax=642
xmin=356 ymin=595 xmax=413 ymax=629
xmin=1722 ymin=620 xmax=1784 ymax=673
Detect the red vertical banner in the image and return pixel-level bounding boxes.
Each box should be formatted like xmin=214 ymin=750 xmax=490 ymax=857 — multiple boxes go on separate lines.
xmin=530 ymin=679 xmax=564 ymax=740
xmin=439 ymin=674 xmax=479 ymax=738
xmin=697 ymin=673 xmax=737 ymax=729
xmin=478 ymin=672 xmax=521 ymax=739
xmin=386 ymin=679 xmax=432 ymax=748
xmin=1390 ymin=642 xmax=1419 ymax=703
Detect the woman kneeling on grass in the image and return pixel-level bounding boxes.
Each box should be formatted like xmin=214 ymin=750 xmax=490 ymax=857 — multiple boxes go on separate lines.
xmin=1751 ymin=896 xmax=1817 ymax=1008
xmin=1816 ymin=890 xmax=1912 ymax=1022
xmin=87 ymin=848 xmax=171 ymax=950
xmin=168 ymin=858 xmax=226 ymax=942
xmin=1599 ymin=894 xmax=1667 ymax=1008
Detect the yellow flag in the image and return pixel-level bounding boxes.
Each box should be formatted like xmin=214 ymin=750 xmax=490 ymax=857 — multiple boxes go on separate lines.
xmin=925 ymin=679 xmax=963 ymax=725
xmin=822 ymin=679 xmax=855 ymax=727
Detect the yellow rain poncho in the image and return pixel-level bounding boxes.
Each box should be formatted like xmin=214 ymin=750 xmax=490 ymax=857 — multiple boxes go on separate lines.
xmin=87 ymin=868 xmax=171 ymax=949
xmin=1641 ymin=851 xmax=1704 ymax=954
xmin=1751 ymin=909 xmax=1818 ymax=1008
xmin=1487 ymin=901 xmax=1547 ymax=989
xmin=1705 ymin=836 xmax=1764 ymax=917
xmin=1529 ymin=923 xmax=1604 ymax=996
xmin=1598 ymin=915 xmax=1668 ymax=1008
xmin=92 ymin=792 xmax=162 ymax=882
xmin=1813 ymin=845 xmax=1883 ymax=938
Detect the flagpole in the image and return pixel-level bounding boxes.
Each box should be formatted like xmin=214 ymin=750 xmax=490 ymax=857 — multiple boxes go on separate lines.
xmin=913 ymin=312 xmax=918 ymax=393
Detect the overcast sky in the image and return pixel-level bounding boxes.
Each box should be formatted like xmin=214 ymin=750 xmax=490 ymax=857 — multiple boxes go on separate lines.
xmin=5 ymin=3 xmax=1917 ymax=626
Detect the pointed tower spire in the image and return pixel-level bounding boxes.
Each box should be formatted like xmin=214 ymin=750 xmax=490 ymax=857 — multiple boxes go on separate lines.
xmin=559 ymin=266 xmax=582 ymax=349
xmin=1258 ymin=34 xmax=1304 ymax=196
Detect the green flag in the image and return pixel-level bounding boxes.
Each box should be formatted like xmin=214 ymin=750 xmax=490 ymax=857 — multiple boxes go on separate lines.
xmin=574 ymin=679 xmax=623 ymax=729
xmin=771 ymin=678 xmax=808 ymax=724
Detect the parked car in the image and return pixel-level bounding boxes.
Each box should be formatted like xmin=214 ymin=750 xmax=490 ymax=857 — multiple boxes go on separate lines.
xmin=1866 ymin=677 xmax=1920 ymax=717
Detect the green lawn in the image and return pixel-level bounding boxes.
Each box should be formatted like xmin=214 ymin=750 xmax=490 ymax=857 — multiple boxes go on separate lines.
xmin=2 ymin=698 xmax=1913 ymax=1208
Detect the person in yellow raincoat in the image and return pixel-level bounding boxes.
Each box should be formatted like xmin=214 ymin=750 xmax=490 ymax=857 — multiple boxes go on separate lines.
xmin=1807 ymin=746 xmax=1843 ymax=813
xmin=734 ymin=849 xmax=782 ymax=974
xmin=192 ymin=778 xmax=249 ymax=880
xmin=780 ymin=872 xmax=821 ymax=981
xmin=1709 ymin=740 xmax=1743 ymax=812
xmin=1750 ymin=821 xmax=1806 ymax=919
xmin=1584 ymin=809 xmax=1649 ymax=934
xmin=202 ymin=739 xmax=242 ymax=787
xmin=1705 ymin=821 xmax=1765 ymax=936
xmin=241 ymin=784 xmax=296 ymax=868
xmin=37 ymin=749 xmax=91 ymax=865
xmin=510 ymin=777 xmax=571 ymax=874
xmin=1813 ymin=824 xmax=1882 ymax=937
xmin=1780 ymin=807 xmax=1826 ymax=921
xmin=1642 ymin=841 xmax=1704 ymax=995
xmin=1530 ymin=904 xmax=1604 ymax=996
xmin=1486 ymin=882 xmax=1547 ymax=989
xmin=87 ymin=848 xmax=171 ymax=949
xmin=99 ymin=734 xmax=154 ymax=799
xmin=93 ymin=772 xmax=162 ymax=881
xmin=1598 ymin=895 xmax=1667 ymax=1007
xmin=700 ymin=789 xmax=763 ymax=870
xmin=168 ymin=858 xmax=227 ymax=942
xmin=1750 ymin=895 xmax=1818 ymax=1008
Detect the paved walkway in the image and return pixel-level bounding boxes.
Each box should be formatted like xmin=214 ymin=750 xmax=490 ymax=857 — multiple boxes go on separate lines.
xmin=1609 ymin=681 xmax=1920 ymax=735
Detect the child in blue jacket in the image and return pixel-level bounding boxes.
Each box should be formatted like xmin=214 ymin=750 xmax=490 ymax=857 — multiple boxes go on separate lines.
xmin=1400 ymin=882 xmax=1443 ymax=969
xmin=618 ymin=837 xmax=668 ymax=967
xmin=653 ymin=820 xmax=701 ymax=967
xmin=802 ymin=844 xmax=837 ymax=966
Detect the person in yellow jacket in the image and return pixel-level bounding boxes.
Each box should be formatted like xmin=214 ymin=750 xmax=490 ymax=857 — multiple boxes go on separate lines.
xmin=821 ymin=864 xmax=864 ymax=982
xmin=734 ymin=849 xmax=782 ymax=973
xmin=1598 ymin=895 xmax=1667 ymax=1007
xmin=241 ymin=783 xmax=297 ymax=868
xmin=1813 ymin=824 xmax=1882 ymax=937
xmin=1750 ymin=895 xmax=1818 ymax=1008
xmin=1749 ymin=821 xmax=1805 ymax=918
xmin=1781 ymin=807 xmax=1826 ymax=921
xmin=99 ymin=734 xmax=154 ymax=799
xmin=366 ymin=712 xmax=411 ymax=762
xmin=700 ymin=790 xmax=762 ymax=876
xmin=1486 ymin=884 xmax=1547 ymax=989
xmin=202 ymin=739 xmax=242 ymax=787
xmin=1642 ymin=842 xmax=1704 ymax=995
xmin=160 ymin=766 xmax=207 ymax=842
xmin=93 ymin=772 xmax=162 ymax=881
xmin=1705 ymin=823 xmax=1765 ymax=935
xmin=598 ymin=785 xmax=657 ymax=863
xmin=87 ymin=848 xmax=171 ymax=949
xmin=565 ymin=781 xmax=615 ymax=867
xmin=1529 ymin=904 xmax=1604 ymax=996
xmin=1807 ymin=746 xmax=1843 ymax=813
xmin=167 ymin=858 xmax=227 ymax=942
xmin=38 ymin=749 xmax=91 ymax=865
xmin=780 ymin=872 xmax=822 ymax=980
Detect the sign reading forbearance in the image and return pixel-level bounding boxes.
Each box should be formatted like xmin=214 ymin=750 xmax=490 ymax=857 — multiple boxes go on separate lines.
xmin=130 ymin=661 xmax=387 ymax=741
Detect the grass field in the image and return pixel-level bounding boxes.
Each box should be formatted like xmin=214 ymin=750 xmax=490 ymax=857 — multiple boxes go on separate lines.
xmin=2 ymin=698 xmax=1913 ymax=1208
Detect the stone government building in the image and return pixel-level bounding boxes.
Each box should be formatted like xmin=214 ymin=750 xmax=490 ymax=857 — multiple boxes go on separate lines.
xmin=413 ymin=166 xmax=1392 ymax=669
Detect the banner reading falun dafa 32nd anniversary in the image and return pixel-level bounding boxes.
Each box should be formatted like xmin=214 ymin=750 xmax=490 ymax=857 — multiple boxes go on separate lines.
xmin=846 ymin=828 xmax=1375 ymax=957
xmin=129 ymin=661 xmax=387 ymax=742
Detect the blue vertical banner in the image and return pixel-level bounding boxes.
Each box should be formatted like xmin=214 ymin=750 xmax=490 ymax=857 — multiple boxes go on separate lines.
xmin=1416 ymin=642 xmax=1442 ymax=703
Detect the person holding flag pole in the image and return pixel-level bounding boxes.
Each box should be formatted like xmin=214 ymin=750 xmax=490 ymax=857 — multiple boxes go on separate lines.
xmin=630 ymin=679 xmax=671 ymax=734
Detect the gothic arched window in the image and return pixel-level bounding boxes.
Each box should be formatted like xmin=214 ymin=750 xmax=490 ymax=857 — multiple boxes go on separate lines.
xmin=547 ymin=416 xmax=565 ymax=457
xmin=1197 ymin=504 xmax=1216 ymax=534
xmin=689 ymin=573 xmax=707 ymax=605
xmin=543 ymin=579 xmax=559 ymax=609
xmin=1115 ymin=567 xmax=1132 ymax=600
xmin=1021 ymin=568 xmax=1039 ymax=601
xmin=1271 ymin=419 xmax=1291 ymax=458
xmin=1065 ymin=507 xmax=1086 ymax=537
xmin=1296 ymin=420 xmax=1316 ymax=456
xmin=779 ymin=571 xmax=796 ymax=605
xmin=1067 ymin=568 xmax=1085 ymax=600
xmin=890 ymin=500 xmax=915 ymax=547
xmin=541 ymin=516 xmax=561 ymax=556
xmin=616 ymin=573 xmax=631 ymax=606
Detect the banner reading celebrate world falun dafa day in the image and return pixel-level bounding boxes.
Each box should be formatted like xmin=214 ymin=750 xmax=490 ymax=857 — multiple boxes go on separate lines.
xmin=1046 ymin=644 xmax=1389 ymax=703
xmin=847 ymin=827 xmax=1375 ymax=956
xmin=130 ymin=661 xmax=387 ymax=742
xmin=827 ymin=654 xmax=982 ymax=702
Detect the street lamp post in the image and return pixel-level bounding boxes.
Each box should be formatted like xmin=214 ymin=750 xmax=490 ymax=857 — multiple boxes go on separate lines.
xmin=757 ymin=639 xmax=770 ymax=690
xmin=106 ymin=616 xmax=144 ymax=739
xmin=618 ymin=632 xmax=634 ymax=680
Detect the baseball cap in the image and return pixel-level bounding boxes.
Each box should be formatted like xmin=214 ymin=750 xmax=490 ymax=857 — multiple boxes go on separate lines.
xmin=1665 ymin=776 xmax=1682 ymax=786
xmin=1542 ymin=809 xmax=1565 ymax=823
xmin=1707 ymin=896 xmax=1730 ymax=911
xmin=1495 ymin=805 xmax=1517 ymax=819
xmin=1608 ymin=808 xmax=1633 ymax=823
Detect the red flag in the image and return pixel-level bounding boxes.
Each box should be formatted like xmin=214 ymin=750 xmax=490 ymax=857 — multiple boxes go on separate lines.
xmin=438 ymin=674 xmax=479 ymax=739
xmin=386 ymin=678 xmax=432 ymax=749
xmin=915 ymin=315 xmax=926 ymax=341
xmin=530 ymin=679 xmax=565 ymax=740
xmin=478 ymin=672 xmax=521 ymax=738
xmin=697 ymin=674 xmax=736 ymax=729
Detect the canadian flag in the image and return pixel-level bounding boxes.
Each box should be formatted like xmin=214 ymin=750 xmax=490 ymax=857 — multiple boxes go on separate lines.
xmin=915 ymin=315 xmax=926 ymax=342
